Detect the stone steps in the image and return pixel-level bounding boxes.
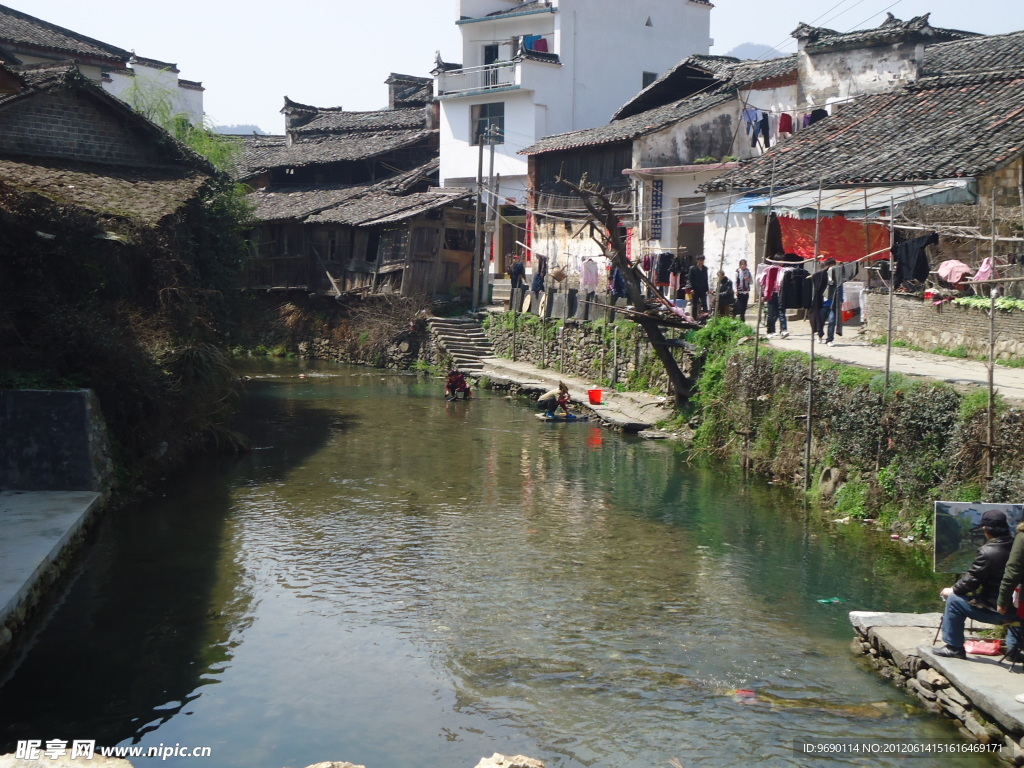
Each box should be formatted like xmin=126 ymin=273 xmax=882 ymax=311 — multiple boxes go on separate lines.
xmin=427 ymin=317 xmax=494 ymax=372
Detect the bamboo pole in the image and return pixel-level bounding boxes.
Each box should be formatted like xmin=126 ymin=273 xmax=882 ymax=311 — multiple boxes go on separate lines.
xmin=714 ymin=181 xmax=736 ymax=317
xmin=804 ymin=180 xmax=823 ymax=492
xmin=748 ymin=160 xmax=777 ymax=471
xmin=884 ymin=196 xmax=896 ymax=392
xmin=987 ymin=195 xmax=997 ymax=480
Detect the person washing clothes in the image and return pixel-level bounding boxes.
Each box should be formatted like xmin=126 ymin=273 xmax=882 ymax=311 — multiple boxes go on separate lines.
xmin=537 ymin=382 xmax=573 ymax=418
xmin=445 ymin=370 xmax=472 ymax=401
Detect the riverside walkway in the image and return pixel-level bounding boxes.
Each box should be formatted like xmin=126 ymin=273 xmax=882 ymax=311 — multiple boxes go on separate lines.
xmin=765 ymin=325 xmax=1024 ymax=404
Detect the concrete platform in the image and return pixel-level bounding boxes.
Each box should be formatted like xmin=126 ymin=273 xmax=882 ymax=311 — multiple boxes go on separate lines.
xmin=852 ymin=611 xmax=1024 ymax=748
xmin=475 ymin=356 xmax=674 ymax=432
xmin=0 ymin=489 xmax=102 ymax=631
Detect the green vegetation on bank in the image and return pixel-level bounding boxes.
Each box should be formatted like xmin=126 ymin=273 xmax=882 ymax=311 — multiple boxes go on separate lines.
xmin=683 ymin=318 xmax=1024 ymax=537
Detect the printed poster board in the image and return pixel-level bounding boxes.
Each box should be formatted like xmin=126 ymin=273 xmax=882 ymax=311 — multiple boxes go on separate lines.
xmin=934 ymin=501 xmax=1024 ymax=573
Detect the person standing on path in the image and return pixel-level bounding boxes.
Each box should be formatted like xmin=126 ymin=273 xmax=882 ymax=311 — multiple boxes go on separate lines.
xmin=734 ymin=259 xmax=752 ymax=323
xmin=688 ymin=255 xmax=709 ymax=320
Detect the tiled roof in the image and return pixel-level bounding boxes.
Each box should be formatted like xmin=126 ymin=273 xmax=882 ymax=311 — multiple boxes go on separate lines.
xmin=484 ymin=2 xmax=551 ymax=19
xmin=0 ymin=157 xmax=209 ymax=226
xmin=702 ymin=68 xmax=1024 ymax=191
xmin=794 ymin=14 xmax=977 ymax=53
xmin=236 ymin=128 xmax=436 ymax=176
xmin=292 ymin=107 xmax=427 ymax=134
xmin=249 ymin=159 xmax=438 ymax=221
xmin=522 ymin=88 xmax=735 ymax=154
xmin=524 ymin=52 xmax=797 ymax=156
xmin=0 ymin=3 xmax=129 ymax=64
xmin=248 ymin=158 xmax=468 ymax=226
xmin=923 ymin=29 xmax=1024 ymax=75
xmin=307 ymin=187 xmax=471 ymax=227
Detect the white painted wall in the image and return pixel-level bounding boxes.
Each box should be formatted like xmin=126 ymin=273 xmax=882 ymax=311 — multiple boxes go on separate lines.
xmin=704 ymin=191 xmax=757 ymax=289
xmin=439 ymin=0 xmax=712 ymax=193
xmin=104 ymin=62 xmax=204 ymax=125
xmin=799 ymin=43 xmax=921 ymax=109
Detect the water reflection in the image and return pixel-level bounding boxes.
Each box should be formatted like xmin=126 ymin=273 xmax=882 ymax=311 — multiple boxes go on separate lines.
xmin=0 ymin=361 xmax=991 ymax=767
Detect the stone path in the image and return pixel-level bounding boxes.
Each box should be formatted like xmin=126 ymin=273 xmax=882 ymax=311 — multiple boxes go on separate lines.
xmin=765 ymin=324 xmax=1024 ymax=403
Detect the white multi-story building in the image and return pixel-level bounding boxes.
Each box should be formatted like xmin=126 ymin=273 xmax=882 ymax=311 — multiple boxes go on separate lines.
xmin=435 ymin=0 xmax=713 ymax=204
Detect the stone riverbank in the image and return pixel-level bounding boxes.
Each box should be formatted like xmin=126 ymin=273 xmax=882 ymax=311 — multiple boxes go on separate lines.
xmin=851 ymin=611 xmax=1024 ymax=764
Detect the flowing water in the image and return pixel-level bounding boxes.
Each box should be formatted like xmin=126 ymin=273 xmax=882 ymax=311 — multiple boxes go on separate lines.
xmin=0 ymin=361 xmax=996 ymax=767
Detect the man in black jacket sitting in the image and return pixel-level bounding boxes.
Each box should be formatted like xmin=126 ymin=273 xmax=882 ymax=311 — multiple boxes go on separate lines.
xmin=934 ymin=509 xmax=1015 ymax=659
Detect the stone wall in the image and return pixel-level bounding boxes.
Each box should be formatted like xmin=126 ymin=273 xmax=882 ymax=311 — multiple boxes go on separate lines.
xmin=483 ymin=314 xmax=688 ymax=394
xmin=865 ymin=293 xmax=1024 ymax=360
xmin=0 ymin=390 xmax=114 ymax=492
xmin=0 ymin=90 xmax=169 ymax=168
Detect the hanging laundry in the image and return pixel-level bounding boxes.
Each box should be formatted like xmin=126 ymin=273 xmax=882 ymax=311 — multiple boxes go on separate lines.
xmin=809 ymin=108 xmax=828 ymax=125
xmin=533 ymin=37 xmax=548 ymax=52
xmin=892 ymin=232 xmax=938 ymax=289
xmin=779 ymin=113 xmax=793 ymax=134
xmin=759 ymin=112 xmax=771 ymax=149
xmin=610 ymin=267 xmax=626 ymax=298
xmin=937 ymin=260 xmax=973 ymax=285
xmin=655 ymin=251 xmax=673 ymax=286
xmin=782 ymin=266 xmax=810 ymax=310
xmin=581 ymin=258 xmax=600 ymax=292
xmin=972 ymin=256 xmax=995 ymax=283
xmin=742 ymin=108 xmax=759 ymax=135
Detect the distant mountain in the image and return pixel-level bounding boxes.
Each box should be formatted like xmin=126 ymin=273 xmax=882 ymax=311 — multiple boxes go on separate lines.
xmin=725 ymin=43 xmax=780 ymax=61
xmin=213 ymin=124 xmax=266 ymax=135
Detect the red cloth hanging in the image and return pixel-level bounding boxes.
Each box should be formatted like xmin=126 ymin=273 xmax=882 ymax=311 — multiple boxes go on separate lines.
xmin=777 ymin=215 xmax=890 ymax=262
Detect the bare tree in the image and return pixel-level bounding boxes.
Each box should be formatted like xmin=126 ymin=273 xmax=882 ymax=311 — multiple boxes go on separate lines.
xmin=558 ymin=174 xmax=699 ymax=408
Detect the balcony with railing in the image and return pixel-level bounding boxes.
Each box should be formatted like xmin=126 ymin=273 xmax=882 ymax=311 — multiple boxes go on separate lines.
xmin=437 ymin=48 xmax=560 ymax=98
xmin=437 ymin=61 xmax=518 ymax=97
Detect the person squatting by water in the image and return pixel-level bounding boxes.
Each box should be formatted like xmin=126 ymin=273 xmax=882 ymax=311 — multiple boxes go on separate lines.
xmin=445 ymin=370 xmax=472 ymax=401
xmin=537 ymin=382 xmax=573 ymax=418
xmin=934 ymin=509 xmax=1016 ymax=659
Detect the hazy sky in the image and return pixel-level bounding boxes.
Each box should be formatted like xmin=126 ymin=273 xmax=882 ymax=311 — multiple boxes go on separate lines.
xmin=18 ymin=0 xmax=1024 ymax=133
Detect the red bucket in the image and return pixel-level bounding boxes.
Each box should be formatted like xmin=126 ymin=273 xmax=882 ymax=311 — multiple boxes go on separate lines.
xmin=587 ymin=389 xmax=603 ymax=405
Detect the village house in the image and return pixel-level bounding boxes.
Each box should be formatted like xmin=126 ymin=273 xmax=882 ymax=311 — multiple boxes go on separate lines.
xmin=434 ymin=0 xmax=714 ymax=287
xmin=237 ymin=79 xmax=476 ymax=299
xmin=0 ymin=60 xmax=218 ymax=363
xmin=519 ymin=14 xmax=1019 ymax=308
xmin=0 ymin=2 xmax=203 ymax=123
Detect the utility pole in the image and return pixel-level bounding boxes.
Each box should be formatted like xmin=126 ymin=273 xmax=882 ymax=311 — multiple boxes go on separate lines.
xmin=480 ymin=127 xmax=497 ymax=308
xmin=472 ymin=129 xmax=485 ymax=310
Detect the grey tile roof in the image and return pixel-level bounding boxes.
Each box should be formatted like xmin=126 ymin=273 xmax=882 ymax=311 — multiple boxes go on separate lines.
xmin=236 ymin=128 xmax=436 ymax=176
xmin=702 ymin=68 xmax=1024 ymax=191
xmin=248 ymin=159 xmax=445 ymax=223
xmin=248 ymin=158 xmax=469 ymax=227
xmin=483 ymin=2 xmax=551 ymax=19
xmin=0 ymin=3 xmax=129 ymax=64
xmin=292 ymin=107 xmax=427 ymax=135
xmin=307 ymin=187 xmax=471 ymax=227
xmin=522 ymin=89 xmax=735 ymax=154
xmin=524 ymin=52 xmax=797 ymax=156
xmin=794 ymin=13 xmax=977 ymax=54
xmin=923 ymin=29 xmax=1024 ymax=75
xmin=0 ymin=156 xmax=209 ymax=226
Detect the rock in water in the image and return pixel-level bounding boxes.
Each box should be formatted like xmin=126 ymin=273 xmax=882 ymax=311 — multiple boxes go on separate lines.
xmin=473 ymin=755 xmax=545 ymax=768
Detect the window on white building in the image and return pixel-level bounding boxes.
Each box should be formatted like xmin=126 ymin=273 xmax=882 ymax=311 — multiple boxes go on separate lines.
xmin=472 ymin=102 xmax=504 ymax=145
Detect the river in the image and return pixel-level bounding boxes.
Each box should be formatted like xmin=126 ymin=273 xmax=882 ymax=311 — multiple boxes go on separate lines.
xmin=0 ymin=361 xmax=996 ymax=767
